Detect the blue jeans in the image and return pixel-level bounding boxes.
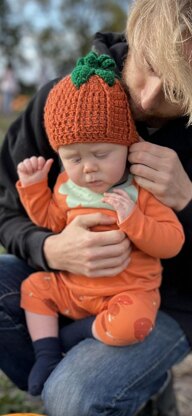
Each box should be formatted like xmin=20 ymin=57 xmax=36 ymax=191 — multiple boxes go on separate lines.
xmin=0 ymin=254 xmax=35 ymax=389
xmin=0 ymin=254 xmax=190 ymax=415
xmin=43 ymin=317 xmax=190 ymax=416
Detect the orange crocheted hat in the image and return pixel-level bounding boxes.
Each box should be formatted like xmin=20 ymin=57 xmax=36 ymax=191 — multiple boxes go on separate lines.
xmin=44 ymin=52 xmax=139 ymax=151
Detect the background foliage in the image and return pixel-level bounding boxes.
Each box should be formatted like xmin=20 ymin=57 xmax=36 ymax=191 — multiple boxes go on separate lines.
xmin=0 ymin=0 xmax=132 ymax=85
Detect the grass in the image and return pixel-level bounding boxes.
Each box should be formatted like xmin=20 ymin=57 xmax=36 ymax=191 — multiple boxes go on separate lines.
xmin=0 ymin=112 xmax=45 ymax=414
xmin=0 ymin=371 xmax=45 ymax=414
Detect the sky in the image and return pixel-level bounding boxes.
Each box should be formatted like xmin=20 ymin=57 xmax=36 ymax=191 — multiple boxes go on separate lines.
xmin=3 ymin=0 xmax=132 ymax=85
xmin=4 ymin=0 xmax=64 ymax=84
xmin=8 ymin=0 xmax=61 ymax=30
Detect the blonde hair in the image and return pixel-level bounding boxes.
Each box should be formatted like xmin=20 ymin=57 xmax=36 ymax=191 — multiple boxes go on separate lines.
xmin=126 ymin=0 xmax=192 ymax=124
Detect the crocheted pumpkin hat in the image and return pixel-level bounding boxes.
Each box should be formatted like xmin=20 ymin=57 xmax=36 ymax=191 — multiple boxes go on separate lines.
xmin=44 ymin=51 xmax=139 ymax=151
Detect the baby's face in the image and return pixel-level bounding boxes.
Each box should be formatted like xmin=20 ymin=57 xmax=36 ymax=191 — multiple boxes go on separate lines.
xmin=58 ymin=142 xmax=128 ymax=193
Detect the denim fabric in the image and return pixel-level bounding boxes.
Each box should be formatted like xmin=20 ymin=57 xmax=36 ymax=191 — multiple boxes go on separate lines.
xmin=43 ymin=312 xmax=190 ymax=416
xmin=0 ymin=254 xmax=190 ymax=414
xmin=0 ymin=254 xmax=35 ymax=390
xmin=0 ymin=254 xmax=73 ymax=391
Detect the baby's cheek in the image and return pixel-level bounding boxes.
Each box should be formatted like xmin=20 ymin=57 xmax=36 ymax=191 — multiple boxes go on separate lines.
xmin=69 ymin=171 xmax=81 ymax=186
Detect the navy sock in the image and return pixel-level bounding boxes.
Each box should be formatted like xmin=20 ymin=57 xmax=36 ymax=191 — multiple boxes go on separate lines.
xmin=60 ymin=316 xmax=95 ymax=352
xmin=28 ymin=337 xmax=62 ymax=396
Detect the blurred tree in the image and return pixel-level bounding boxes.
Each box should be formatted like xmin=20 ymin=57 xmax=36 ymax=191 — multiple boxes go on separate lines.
xmin=0 ymin=0 xmax=21 ymax=62
xmin=0 ymin=0 xmax=132 ymax=83
xmin=35 ymin=0 xmax=129 ymax=74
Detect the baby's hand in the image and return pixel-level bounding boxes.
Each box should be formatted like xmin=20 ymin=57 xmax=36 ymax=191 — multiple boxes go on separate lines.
xmin=102 ymin=189 xmax=135 ymax=223
xmin=17 ymin=156 xmax=53 ymax=187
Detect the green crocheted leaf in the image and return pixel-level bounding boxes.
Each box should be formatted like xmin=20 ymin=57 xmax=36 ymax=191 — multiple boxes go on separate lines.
xmin=76 ymin=57 xmax=85 ymax=67
xmin=98 ymin=54 xmax=116 ymax=70
xmin=95 ymin=69 xmax=115 ymax=86
xmin=84 ymin=52 xmax=100 ymax=68
xmin=71 ymin=51 xmax=116 ymax=88
xmin=71 ymin=66 xmax=95 ymax=88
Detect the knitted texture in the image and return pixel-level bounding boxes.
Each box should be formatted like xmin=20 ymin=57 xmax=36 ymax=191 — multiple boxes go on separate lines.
xmin=44 ymin=52 xmax=139 ymax=151
xmin=71 ymin=52 xmax=116 ymax=87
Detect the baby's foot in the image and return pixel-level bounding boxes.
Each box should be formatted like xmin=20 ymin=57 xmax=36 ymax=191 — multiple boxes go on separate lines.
xmin=29 ymin=337 xmax=62 ymax=395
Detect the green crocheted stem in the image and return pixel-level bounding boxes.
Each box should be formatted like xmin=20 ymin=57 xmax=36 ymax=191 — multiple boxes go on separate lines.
xmin=71 ymin=51 xmax=117 ymax=88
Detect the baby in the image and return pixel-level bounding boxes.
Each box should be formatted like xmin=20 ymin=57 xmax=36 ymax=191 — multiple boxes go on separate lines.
xmin=16 ymin=51 xmax=184 ymax=395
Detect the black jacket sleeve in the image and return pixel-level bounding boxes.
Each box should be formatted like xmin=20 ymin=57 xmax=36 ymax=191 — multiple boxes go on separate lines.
xmin=0 ymin=79 xmax=61 ymax=270
xmin=177 ymin=199 xmax=192 ymax=244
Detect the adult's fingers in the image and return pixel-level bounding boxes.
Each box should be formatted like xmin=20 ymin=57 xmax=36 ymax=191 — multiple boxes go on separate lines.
xmin=73 ymin=212 xmax=116 ymax=231
xmin=86 ymin=257 xmax=131 ymax=278
xmin=129 ymin=141 xmax=174 ymax=157
xmin=85 ymin=236 xmax=131 ymax=261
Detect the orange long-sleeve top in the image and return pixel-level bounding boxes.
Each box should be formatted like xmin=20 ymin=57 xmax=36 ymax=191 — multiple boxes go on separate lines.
xmin=16 ymin=171 xmax=184 ymax=297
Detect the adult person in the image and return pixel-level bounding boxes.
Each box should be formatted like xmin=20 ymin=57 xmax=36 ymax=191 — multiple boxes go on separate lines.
xmin=0 ymin=62 xmax=19 ymax=114
xmin=0 ymin=0 xmax=192 ymax=415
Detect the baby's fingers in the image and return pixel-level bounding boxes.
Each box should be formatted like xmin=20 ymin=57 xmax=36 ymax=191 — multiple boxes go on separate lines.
xmin=102 ymin=194 xmax=124 ymax=209
xmin=37 ymin=156 xmax=47 ymax=170
xmin=19 ymin=158 xmax=34 ymax=175
xmin=17 ymin=161 xmax=28 ymax=174
xmin=41 ymin=158 xmax=54 ymax=175
xmin=110 ymin=189 xmax=131 ymax=201
xmin=30 ymin=156 xmax=40 ymax=171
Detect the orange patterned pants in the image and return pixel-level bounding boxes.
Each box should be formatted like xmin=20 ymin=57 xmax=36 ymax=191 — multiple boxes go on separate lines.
xmin=21 ymin=271 xmax=160 ymax=346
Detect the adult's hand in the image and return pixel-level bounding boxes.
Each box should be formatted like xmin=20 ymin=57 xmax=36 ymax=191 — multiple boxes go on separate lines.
xmin=128 ymin=141 xmax=192 ymax=211
xmin=43 ymin=213 xmax=131 ymax=276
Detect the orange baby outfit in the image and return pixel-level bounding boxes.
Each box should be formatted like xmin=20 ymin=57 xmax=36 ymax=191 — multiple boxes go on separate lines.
xmin=17 ymin=172 xmax=184 ymax=346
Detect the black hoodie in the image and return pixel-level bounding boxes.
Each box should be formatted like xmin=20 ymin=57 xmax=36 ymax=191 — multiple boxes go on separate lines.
xmin=0 ymin=32 xmax=192 ymax=345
